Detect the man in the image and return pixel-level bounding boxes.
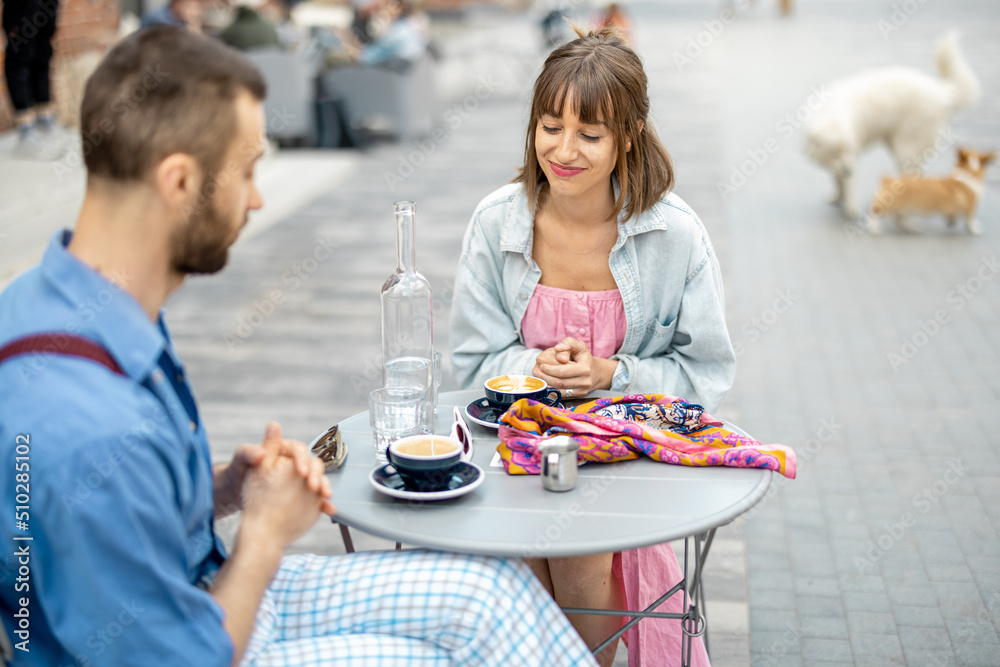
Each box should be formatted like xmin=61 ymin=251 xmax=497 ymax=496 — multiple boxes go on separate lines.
xmin=0 ymin=27 xmax=596 ymax=666
xmin=3 ymin=0 xmax=64 ymax=160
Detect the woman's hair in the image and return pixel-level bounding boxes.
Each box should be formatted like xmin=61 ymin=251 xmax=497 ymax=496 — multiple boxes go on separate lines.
xmin=514 ymin=25 xmax=673 ymax=221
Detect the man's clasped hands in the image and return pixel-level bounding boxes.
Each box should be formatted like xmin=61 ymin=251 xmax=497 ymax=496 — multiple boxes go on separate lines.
xmin=213 ymin=423 xmax=337 ymax=547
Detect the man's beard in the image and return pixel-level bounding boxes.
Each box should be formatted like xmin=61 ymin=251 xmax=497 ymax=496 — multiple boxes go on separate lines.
xmin=170 ymin=196 xmax=238 ymax=275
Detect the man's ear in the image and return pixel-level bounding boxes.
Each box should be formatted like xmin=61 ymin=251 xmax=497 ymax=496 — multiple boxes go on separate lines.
xmin=154 ymin=153 xmax=202 ymax=218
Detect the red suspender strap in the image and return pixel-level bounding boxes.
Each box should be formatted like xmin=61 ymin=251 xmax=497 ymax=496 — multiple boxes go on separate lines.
xmin=0 ymin=333 xmax=125 ymax=376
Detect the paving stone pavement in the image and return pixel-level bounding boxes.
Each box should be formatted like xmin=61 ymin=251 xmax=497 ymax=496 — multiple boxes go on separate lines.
xmin=3 ymin=1 xmax=998 ymax=665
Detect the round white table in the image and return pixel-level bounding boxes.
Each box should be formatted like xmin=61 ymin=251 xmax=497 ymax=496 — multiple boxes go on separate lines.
xmin=326 ymin=390 xmax=771 ymax=558
xmin=322 ymin=389 xmax=773 ymax=665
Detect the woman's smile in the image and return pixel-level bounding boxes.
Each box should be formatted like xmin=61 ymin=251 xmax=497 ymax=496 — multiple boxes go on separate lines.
xmin=549 ymin=161 xmax=586 ymax=177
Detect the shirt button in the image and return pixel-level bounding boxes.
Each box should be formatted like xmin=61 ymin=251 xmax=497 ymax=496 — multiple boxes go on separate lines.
xmin=578 ymin=327 xmax=586 ymax=335
xmin=519 ymin=292 xmax=528 ymax=301
xmin=176 ymin=373 xmax=183 ymax=383
xmin=151 ymin=369 xmax=164 ymax=383
xmin=189 ymin=421 xmax=197 ymax=432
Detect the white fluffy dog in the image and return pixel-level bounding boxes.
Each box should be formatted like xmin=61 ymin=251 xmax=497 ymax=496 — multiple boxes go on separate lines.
xmin=803 ymin=32 xmax=980 ymax=219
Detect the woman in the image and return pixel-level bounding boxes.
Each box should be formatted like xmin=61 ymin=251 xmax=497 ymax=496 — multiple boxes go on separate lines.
xmin=449 ymin=26 xmax=732 ymax=666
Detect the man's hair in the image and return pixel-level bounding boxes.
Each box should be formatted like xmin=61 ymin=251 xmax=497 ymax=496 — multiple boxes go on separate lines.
xmin=514 ymin=26 xmax=673 ymax=221
xmin=81 ymin=26 xmax=266 ymax=182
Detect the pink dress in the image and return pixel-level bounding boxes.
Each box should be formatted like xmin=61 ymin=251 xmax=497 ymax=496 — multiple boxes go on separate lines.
xmin=522 ymin=283 xmax=711 ymax=667
xmin=522 ymin=284 xmax=628 ymax=358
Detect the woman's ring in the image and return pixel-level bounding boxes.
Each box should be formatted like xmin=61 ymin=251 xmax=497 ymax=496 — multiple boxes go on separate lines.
xmin=564 ymin=388 xmax=574 ymax=398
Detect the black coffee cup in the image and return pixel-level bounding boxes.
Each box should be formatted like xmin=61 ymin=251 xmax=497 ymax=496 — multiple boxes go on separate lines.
xmin=483 ymin=374 xmax=562 ymax=410
xmin=388 ymin=435 xmax=467 ymax=491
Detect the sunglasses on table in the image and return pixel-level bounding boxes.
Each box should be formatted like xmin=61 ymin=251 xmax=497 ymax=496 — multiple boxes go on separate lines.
xmin=312 ymin=424 xmax=348 ymax=471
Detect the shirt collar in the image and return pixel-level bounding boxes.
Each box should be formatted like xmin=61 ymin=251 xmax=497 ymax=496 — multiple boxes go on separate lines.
xmin=499 ymin=179 xmax=670 ymax=255
xmin=40 ymin=230 xmax=168 ymax=381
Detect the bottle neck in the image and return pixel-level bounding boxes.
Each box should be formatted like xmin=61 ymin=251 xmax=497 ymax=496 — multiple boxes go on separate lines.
xmin=395 ymin=202 xmax=416 ymax=273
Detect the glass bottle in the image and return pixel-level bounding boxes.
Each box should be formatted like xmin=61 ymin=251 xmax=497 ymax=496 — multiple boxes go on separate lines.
xmin=381 ymin=201 xmax=434 ymax=429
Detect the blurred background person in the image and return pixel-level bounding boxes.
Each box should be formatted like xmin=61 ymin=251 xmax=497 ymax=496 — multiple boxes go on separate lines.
xmin=351 ymin=0 xmax=380 ymax=46
xmin=258 ymin=0 xmax=308 ymax=50
xmin=356 ymin=0 xmax=428 ymax=67
xmin=3 ymin=0 xmax=64 ymax=160
xmin=218 ymin=0 xmax=281 ymax=50
xmin=141 ymin=0 xmax=205 ymax=32
xmin=600 ymin=2 xmax=631 ymax=45
xmin=322 ymin=0 xmax=428 ymax=69
xmin=541 ymin=7 xmax=570 ymax=49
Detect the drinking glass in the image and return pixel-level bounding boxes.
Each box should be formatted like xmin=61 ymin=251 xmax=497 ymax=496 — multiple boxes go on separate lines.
xmin=369 ymin=386 xmax=426 ymax=465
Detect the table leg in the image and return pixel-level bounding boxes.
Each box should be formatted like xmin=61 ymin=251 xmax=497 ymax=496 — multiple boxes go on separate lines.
xmin=565 ymin=579 xmax=687 ymax=655
xmin=337 ymin=521 xmax=356 ymax=553
xmin=687 ymin=529 xmax=716 ymax=603
xmin=682 ymin=537 xmax=691 ymax=666
xmin=331 ymin=518 xmax=403 ymax=553
xmin=700 ymin=573 xmax=710 ymax=662
xmin=681 ymin=530 xmax=715 ymax=664
xmin=562 ymin=530 xmax=718 ymax=665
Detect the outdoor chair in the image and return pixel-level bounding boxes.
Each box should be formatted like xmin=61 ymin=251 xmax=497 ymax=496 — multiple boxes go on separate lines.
xmin=243 ymin=48 xmax=320 ymax=147
xmin=319 ymin=54 xmax=437 ymax=144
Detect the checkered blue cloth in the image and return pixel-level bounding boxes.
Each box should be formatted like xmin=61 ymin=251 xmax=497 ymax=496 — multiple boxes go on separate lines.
xmin=241 ymin=551 xmax=598 ymax=666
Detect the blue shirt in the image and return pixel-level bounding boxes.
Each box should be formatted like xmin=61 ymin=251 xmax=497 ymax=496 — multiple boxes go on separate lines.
xmin=0 ymin=232 xmax=232 ymax=666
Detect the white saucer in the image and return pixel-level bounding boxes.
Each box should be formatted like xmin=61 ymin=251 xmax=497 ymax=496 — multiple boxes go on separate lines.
xmin=368 ymin=461 xmax=484 ymax=501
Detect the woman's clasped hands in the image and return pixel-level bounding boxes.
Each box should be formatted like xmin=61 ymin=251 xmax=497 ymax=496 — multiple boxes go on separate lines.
xmin=532 ymin=337 xmax=618 ymax=398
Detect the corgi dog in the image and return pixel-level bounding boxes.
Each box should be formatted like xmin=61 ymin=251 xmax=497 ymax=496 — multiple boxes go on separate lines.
xmin=804 ymin=31 xmax=980 ymax=219
xmin=867 ymin=148 xmax=995 ymax=235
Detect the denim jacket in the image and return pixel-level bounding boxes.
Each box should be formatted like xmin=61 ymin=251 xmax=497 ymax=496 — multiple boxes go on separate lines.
xmin=449 ymin=183 xmax=736 ymax=413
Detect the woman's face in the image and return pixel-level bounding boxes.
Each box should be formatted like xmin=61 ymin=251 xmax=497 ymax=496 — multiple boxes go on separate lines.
xmin=534 ymin=98 xmax=622 ymax=203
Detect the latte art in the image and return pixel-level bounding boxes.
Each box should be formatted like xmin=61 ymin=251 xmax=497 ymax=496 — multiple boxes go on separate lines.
xmin=486 ymin=375 xmax=546 ymax=393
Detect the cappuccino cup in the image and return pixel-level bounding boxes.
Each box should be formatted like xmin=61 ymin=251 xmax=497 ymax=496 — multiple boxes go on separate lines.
xmin=484 ymin=374 xmax=562 ymax=410
xmin=388 ymin=434 xmax=471 ymax=491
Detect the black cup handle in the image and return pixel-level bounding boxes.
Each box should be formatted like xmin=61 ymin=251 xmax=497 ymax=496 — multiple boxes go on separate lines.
xmin=542 ymin=388 xmax=562 ymax=406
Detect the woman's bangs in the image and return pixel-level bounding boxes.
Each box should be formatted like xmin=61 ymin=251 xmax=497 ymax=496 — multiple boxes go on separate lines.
xmin=537 ymin=64 xmax=615 ymax=129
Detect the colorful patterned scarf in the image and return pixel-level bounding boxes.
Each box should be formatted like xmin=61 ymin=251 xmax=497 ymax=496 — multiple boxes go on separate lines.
xmin=496 ymin=394 xmax=796 ymax=479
